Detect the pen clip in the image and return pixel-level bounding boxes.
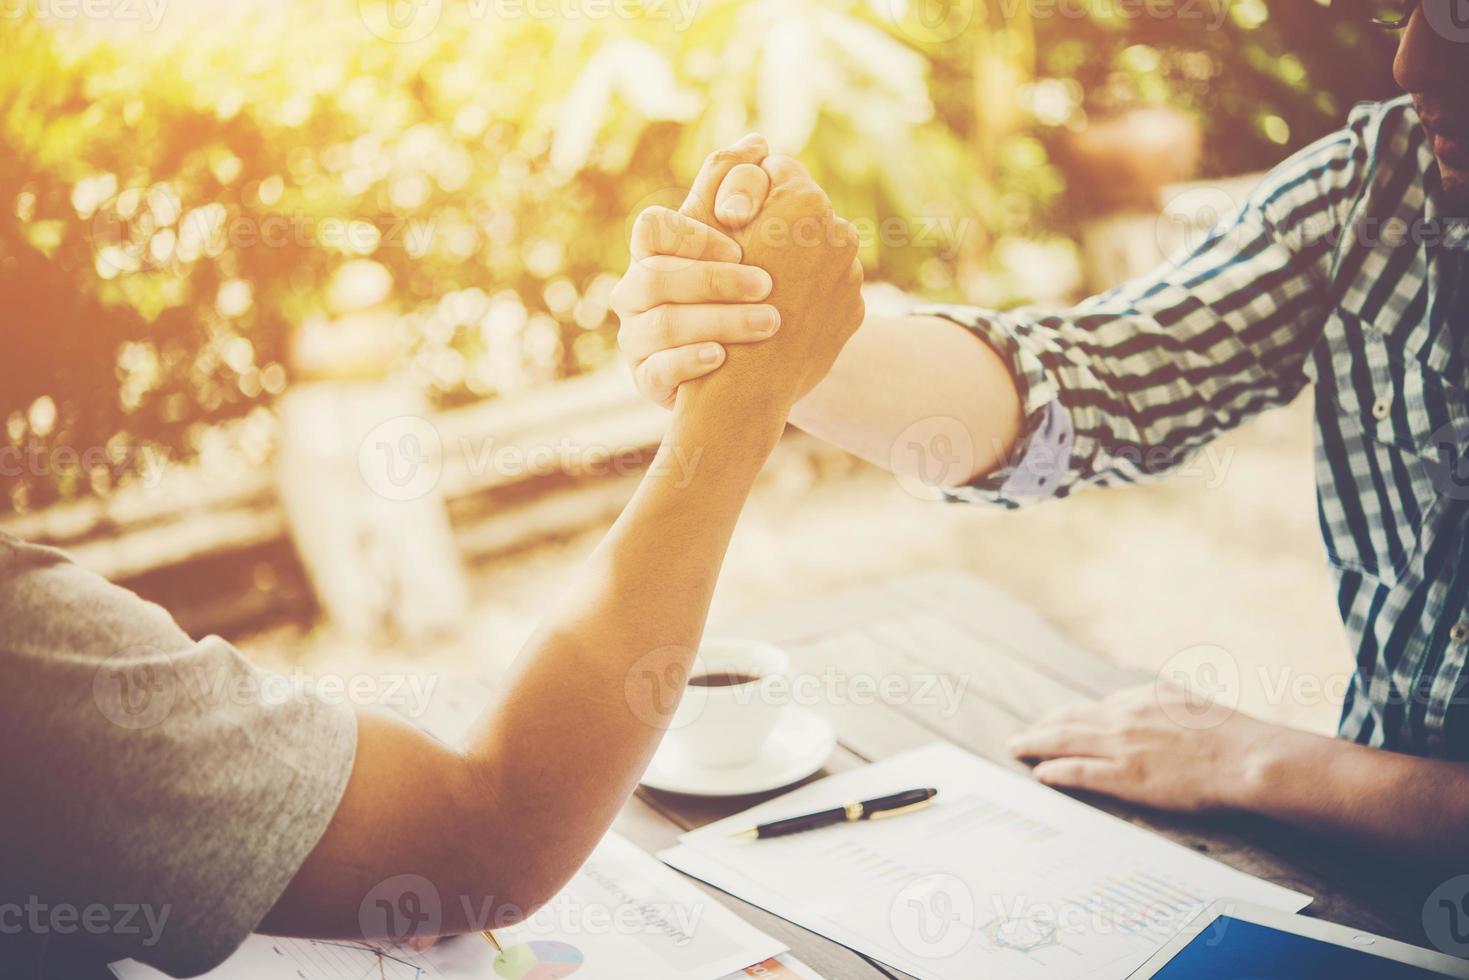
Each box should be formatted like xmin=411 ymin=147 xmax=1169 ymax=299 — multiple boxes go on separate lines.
xmin=867 ymin=798 xmax=934 ymax=821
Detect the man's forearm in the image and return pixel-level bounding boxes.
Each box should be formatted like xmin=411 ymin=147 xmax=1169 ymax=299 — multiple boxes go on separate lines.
xmin=789 ymin=314 xmax=1025 ymax=486
xmin=1239 ymin=727 xmax=1469 ymax=861
xmin=268 ymin=400 xmax=785 ymax=938
xmin=459 ymin=396 xmax=784 ymax=898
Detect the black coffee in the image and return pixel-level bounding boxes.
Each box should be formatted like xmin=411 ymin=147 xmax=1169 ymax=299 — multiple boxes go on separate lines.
xmin=688 ymin=671 xmax=760 ymax=688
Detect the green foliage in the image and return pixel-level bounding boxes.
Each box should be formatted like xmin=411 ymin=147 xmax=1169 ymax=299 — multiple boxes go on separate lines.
xmin=0 ymin=0 xmax=1398 ymax=511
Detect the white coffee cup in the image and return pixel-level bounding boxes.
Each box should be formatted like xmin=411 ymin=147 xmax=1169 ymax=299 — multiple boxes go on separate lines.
xmin=669 ymin=637 xmax=789 ymax=768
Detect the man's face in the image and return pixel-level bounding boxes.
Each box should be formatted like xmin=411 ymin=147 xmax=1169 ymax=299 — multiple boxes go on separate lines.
xmin=1395 ymin=2 xmax=1469 ymax=206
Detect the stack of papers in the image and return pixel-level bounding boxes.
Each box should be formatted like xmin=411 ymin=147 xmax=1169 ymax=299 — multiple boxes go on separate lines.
xmin=113 ymin=831 xmax=800 ymax=980
xmin=661 ymin=742 xmax=1311 ymax=980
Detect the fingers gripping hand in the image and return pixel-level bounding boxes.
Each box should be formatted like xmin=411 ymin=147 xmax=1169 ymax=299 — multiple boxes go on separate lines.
xmin=689 ymin=153 xmax=865 ymax=414
xmin=614 ymin=134 xmax=780 ymax=408
xmin=611 ymin=232 xmax=780 ymax=408
xmin=713 ymin=163 xmax=770 ymax=228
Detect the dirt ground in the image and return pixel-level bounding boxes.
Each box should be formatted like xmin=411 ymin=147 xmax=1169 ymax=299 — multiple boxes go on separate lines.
xmin=249 ymin=388 xmax=1349 ymax=737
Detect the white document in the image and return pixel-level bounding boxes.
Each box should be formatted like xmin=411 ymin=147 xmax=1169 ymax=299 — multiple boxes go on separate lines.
xmin=112 ymin=831 xmax=786 ymax=980
xmin=661 ymin=742 xmax=1311 ymax=980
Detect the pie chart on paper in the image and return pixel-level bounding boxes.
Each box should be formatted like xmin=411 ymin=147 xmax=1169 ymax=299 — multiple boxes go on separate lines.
xmin=491 ymin=940 xmax=585 ymax=980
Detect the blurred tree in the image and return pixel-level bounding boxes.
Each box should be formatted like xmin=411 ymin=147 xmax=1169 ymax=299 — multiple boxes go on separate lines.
xmin=0 ymin=0 xmax=1399 ymax=513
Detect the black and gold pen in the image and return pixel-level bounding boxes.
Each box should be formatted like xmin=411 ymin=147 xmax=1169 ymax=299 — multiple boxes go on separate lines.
xmin=730 ymin=788 xmax=938 ymax=840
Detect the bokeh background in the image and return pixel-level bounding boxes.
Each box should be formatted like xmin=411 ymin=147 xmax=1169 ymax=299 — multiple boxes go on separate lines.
xmin=1 ymin=0 xmax=1401 ymax=730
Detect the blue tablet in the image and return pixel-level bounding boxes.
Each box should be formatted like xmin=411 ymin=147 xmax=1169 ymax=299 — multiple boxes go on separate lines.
xmin=1128 ymin=901 xmax=1469 ymax=979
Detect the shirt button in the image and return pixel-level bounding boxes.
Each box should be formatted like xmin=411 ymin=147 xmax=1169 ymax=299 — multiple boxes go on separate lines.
xmin=1371 ymin=395 xmax=1392 ymax=420
xmin=1451 ymin=622 xmax=1469 ymax=644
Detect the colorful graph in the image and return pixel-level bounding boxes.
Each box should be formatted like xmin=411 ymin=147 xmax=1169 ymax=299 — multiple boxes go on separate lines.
xmin=492 ymin=940 xmax=585 ymax=980
xmin=1071 ymin=870 xmax=1207 ymax=938
xmin=980 ymin=914 xmax=1062 ymax=954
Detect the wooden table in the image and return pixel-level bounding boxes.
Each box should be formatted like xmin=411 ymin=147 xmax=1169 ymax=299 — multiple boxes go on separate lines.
xmin=614 ymin=570 xmax=1449 ymax=979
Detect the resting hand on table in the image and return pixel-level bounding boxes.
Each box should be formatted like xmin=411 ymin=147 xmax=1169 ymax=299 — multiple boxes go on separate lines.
xmin=1007 ymin=681 xmax=1285 ymax=815
xmin=611 ymin=133 xmax=862 ymax=416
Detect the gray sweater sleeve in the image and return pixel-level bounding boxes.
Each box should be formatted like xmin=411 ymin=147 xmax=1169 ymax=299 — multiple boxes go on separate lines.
xmin=0 ymin=533 xmax=357 ymax=978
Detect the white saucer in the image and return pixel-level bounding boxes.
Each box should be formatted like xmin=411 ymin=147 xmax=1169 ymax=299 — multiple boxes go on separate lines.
xmin=640 ymin=708 xmax=837 ymax=797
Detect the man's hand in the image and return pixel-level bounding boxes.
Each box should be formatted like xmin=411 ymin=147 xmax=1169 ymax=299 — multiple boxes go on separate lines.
xmin=1007 ymin=682 xmax=1283 ymax=814
xmin=612 ymin=134 xmax=811 ymax=409
xmin=686 ymin=152 xmax=863 ymax=418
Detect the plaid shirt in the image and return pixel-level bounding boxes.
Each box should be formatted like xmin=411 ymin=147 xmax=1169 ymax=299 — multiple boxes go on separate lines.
xmin=924 ymin=97 xmax=1469 ymax=759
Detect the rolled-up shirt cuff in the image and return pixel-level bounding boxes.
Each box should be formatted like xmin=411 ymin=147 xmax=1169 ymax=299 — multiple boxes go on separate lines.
xmin=912 ymin=304 xmax=1072 ymax=508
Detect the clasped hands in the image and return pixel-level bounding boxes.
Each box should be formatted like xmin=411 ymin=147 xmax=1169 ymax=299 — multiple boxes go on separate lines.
xmin=611 ymin=133 xmax=864 ymax=424
xmin=612 ymin=136 xmax=1293 ymax=817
